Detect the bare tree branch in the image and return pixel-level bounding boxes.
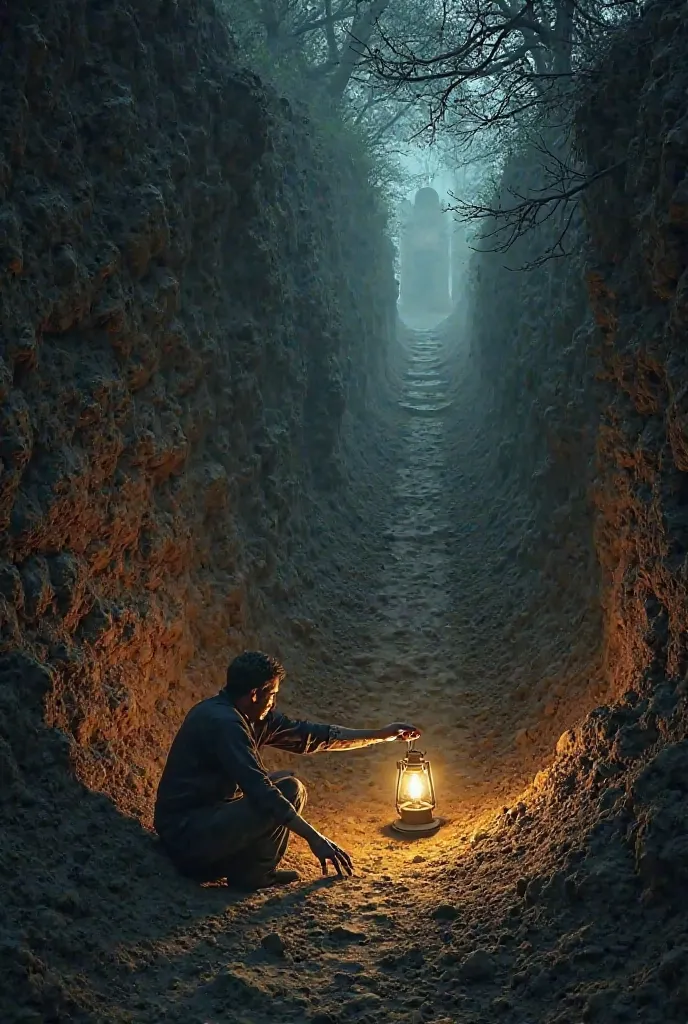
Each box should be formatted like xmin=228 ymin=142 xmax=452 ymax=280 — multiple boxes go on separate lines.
xmin=449 ymin=153 xmax=626 ymax=268
xmin=327 ymin=0 xmax=391 ymax=98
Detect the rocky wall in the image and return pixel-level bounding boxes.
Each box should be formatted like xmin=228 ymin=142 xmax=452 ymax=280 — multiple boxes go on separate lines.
xmin=0 ymin=0 xmax=395 ymax=824
xmin=578 ymin=0 xmax=688 ymax=700
xmin=486 ymin=9 xmax=688 ymax=997
xmin=443 ymin=163 xmax=606 ymax=765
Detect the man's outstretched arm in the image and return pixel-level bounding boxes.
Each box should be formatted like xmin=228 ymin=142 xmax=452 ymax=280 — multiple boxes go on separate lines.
xmin=325 ymin=723 xmax=420 ymax=750
xmin=263 ymin=713 xmax=420 ymax=753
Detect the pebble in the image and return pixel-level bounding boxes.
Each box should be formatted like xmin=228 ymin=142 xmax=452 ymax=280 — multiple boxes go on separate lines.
xmin=492 ymin=995 xmax=512 ymax=1011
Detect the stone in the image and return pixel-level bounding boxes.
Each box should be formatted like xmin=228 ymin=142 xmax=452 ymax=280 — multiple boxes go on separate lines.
xmin=329 ymin=925 xmax=366 ymax=943
xmin=471 ymin=830 xmax=490 ymax=845
xmin=658 ymin=946 xmax=688 ymax=982
xmin=431 ymin=903 xmax=460 ymax=921
xmin=556 ymin=729 xmax=578 ymax=756
xmin=458 ymin=949 xmax=495 ymax=982
xmin=261 ymin=932 xmax=286 ymax=956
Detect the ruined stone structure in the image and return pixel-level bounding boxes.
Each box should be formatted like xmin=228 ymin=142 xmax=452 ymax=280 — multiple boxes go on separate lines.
xmin=399 ymin=188 xmax=451 ymax=314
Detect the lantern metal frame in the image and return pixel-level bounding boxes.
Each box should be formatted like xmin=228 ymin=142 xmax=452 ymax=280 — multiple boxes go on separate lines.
xmin=392 ymin=741 xmax=441 ymax=836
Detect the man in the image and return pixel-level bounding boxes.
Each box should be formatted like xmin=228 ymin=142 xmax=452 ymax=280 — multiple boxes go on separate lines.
xmin=154 ymin=650 xmax=420 ymax=890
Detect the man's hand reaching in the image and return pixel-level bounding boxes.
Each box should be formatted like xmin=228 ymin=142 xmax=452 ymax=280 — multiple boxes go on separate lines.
xmin=287 ymin=814 xmax=353 ymax=877
xmin=308 ymin=831 xmax=354 ymax=877
xmin=284 ymin=719 xmax=420 ymax=879
xmin=378 ymin=723 xmax=421 ymax=742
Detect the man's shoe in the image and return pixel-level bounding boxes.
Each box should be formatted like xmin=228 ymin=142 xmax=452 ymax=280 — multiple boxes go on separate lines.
xmin=231 ymin=869 xmax=301 ymax=891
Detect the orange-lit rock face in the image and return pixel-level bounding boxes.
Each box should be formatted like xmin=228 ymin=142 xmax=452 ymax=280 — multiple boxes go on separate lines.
xmin=0 ymin=0 xmax=395 ymax=824
xmin=577 ymin=3 xmax=688 ymax=702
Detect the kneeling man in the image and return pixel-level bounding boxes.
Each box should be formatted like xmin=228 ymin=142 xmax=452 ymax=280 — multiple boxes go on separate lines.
xmin=154 ymin=650 xmax=420 ymax=889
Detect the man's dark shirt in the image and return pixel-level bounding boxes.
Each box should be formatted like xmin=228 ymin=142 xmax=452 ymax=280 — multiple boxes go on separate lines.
xmin=154 ymin=691 xmax=334 ymax=840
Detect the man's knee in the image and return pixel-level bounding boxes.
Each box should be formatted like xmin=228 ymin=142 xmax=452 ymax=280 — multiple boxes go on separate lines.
xmin=276 ymin=775 xmax=307 ymax=812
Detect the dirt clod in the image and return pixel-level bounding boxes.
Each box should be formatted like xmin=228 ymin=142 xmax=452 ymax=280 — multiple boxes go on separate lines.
xmin=261 ymin=932 xmax=287 ymax=956
xmin=431 ymin=904 xmax=460 ymax=921
xmin=329 ymin=925 xmax=367 ymax=943
xmin=458 ymin=948 xmax=496 ymax=982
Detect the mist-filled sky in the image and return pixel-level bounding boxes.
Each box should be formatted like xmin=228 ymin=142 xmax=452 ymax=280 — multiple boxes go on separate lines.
xmin=398 ymin=150 xmax=456 ymax=209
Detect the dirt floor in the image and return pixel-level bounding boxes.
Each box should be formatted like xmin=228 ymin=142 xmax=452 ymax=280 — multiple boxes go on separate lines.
xmin=281 ymin=320 xmax=513 ymax=859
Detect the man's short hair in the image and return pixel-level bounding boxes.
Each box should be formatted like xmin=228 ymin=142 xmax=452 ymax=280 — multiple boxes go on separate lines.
xmin=225 ymin=650 xmax=285 ymax=697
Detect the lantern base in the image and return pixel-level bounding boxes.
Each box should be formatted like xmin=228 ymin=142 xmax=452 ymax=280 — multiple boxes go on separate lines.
xmin=391 ymin=816 xmax=442 ymax=836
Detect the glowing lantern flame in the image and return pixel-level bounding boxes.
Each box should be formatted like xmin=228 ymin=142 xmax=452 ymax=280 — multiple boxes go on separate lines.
xmin=406 ymin=772 xmax=424 ymax=802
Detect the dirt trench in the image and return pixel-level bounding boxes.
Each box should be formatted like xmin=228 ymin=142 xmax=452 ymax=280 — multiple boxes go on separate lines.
xmin=5 ymin=1 xmax=688 ymax=1020
xmin=6 ymin=313 xmax=687 ymax=1024
xmin=99 ymin=319 xmax=558 ymax=1023
xmin=2 ymin=316 xmax=552 ymax=1024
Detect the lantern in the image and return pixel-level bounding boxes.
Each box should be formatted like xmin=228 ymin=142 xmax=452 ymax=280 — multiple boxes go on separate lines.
xmin=392 ymin=741 xmax=440 ymax=835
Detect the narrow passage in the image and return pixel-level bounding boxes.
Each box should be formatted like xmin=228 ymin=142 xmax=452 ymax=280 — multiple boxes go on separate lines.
xmin=93 ymin=324 xmax=529 ymax=1024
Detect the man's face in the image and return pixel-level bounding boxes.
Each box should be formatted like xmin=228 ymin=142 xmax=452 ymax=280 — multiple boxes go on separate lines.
xmin=253 ymin=678 xmax=280 ymax=720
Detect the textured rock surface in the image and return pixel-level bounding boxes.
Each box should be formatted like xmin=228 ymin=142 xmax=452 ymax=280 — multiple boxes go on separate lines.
xmin=440 ymin=181 xmax=605 ymax=772
xmin=0 ymin=0 xmax=395 ymax=824
xmin=578 ymin=0 xmax=688 ymax=703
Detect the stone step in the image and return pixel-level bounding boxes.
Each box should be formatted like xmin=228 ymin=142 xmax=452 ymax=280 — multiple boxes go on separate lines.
xmin=404 ymin=378 xmax=446 ymax=390
xmin=398 ymin=400 xmax=452 ymax=414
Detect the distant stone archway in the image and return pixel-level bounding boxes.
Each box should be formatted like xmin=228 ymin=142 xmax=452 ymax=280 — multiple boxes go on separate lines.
xmin=399 ymin=187 xmax=451 ymax=315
